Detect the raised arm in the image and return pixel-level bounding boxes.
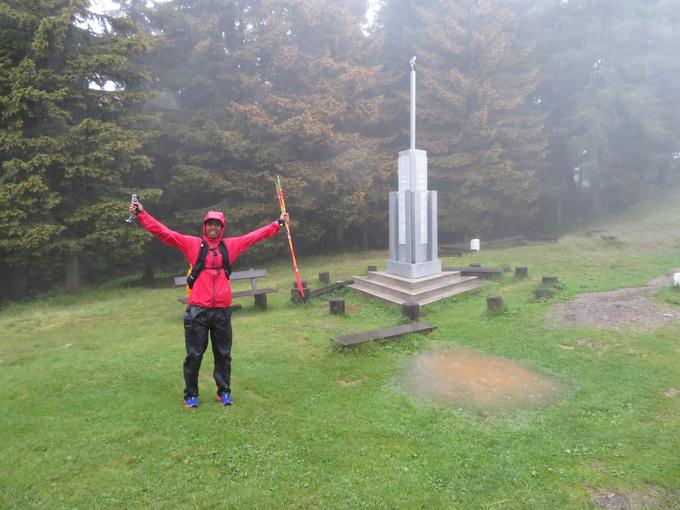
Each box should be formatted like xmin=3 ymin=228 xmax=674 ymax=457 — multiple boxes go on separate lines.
xmin=226 ymin=215 xmax=285 ymax=263
xmin=131 ymin=201 xmax=196 ymax=255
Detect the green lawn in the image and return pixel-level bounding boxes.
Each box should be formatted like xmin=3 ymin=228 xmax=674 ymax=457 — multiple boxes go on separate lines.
xmin=2 ymin=195 xmax=680 ymax=509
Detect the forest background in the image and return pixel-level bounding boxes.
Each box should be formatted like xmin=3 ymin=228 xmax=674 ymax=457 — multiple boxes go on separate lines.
xmin=2 ymin=0 xmax=680 ymax=299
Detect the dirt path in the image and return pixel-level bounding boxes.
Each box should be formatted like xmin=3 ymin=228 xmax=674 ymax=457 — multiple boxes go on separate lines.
xmin=549 ymin=274 xmax=680 ymax=332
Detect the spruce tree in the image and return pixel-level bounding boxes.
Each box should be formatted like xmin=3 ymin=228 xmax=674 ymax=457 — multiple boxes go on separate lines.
xmin=0 ymin=0 xmax=152 ymax=296
xmin=377 ymin=0 xmax=545 ymax=239
xmin=130 ymin=0 xmax=389 ymax=255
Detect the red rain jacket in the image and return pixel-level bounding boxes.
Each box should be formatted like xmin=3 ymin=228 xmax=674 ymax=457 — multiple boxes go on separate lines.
xmin=137 ymin=210 xmax=281 ymax=307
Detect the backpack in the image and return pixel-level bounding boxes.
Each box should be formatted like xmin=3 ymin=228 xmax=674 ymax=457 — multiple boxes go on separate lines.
xmin=185 ymin=240 xmax=231 ymax=294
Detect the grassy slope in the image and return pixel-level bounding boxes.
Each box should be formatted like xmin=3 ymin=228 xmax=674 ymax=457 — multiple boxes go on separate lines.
xmin=1 ymin=195 xmax=680 ymax=509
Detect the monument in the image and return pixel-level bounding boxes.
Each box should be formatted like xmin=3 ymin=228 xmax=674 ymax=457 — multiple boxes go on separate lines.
xmin=386 ymin=56 xmax=442 ymax=278
xmin=350 ymin=58 xmax=480 ymax=306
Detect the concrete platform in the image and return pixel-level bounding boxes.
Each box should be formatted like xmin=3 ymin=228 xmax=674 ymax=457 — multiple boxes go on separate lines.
xmin=349 ymin=271 xmax=480 ymax=306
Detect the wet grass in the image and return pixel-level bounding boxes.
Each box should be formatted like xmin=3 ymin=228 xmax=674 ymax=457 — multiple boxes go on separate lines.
xmin=2 ymin=193 xmax=680 ymax=508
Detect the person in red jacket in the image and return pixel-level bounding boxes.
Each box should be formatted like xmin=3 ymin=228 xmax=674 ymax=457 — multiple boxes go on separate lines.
xmin=129 ymin=200 xmax=287 ymax=408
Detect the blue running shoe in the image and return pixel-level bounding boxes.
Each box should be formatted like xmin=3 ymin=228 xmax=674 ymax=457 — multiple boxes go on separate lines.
xmin=217 ymin=392 xmax=233 ymax=406
xmin=184 ymin=396 xmax=199 ymax=408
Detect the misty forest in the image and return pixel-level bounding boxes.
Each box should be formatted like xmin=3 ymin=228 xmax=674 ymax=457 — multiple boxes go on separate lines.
xmin=2 ymin=0 xmax=680 ymax=299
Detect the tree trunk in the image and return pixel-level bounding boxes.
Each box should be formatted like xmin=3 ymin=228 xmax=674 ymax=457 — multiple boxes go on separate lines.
xmin=64 ymin=250 xmax=80 ymax=292
xmin=9 ymin=268 xmax=28 ymax=300
xmin=335 ymin=225 xmax=344 ymax=245
xmin=361 ymin=224 xmax=369 ymax=250
xmin=142 ymin=252 xmax=155 ymax=287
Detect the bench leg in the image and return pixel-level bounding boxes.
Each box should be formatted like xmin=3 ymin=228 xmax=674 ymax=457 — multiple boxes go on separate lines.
xmin=254 ymin=293 xmax=267 ymax=311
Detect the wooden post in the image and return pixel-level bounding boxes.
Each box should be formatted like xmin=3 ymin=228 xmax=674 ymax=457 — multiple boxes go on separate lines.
xmin=402 ymin=302 xmax=420 ymax=321
xmin=319 ymin=272 xmax=330 ymax=284
xmin=367 ymin=265 xmax=377 ymax=272
xmin=542 ymin=276 xmax=558 ymax=285
xmin=254 ymin=293 xmax=267 ymax=311
xmin=515 ymin=266 xmax=528 ymax=278
xmin=486 ymin=296 xmax=504 ymax=314
xmin=291 ymin=287 xmax=308 ymax=303
xmin=534 ymin=288 xmax=553 ymax=300
xmin=469 ymin=263 xmax=482 ymax=268
xmin=329 ymin=298 xmax=345 ymax=315
xmin=292 ymin=281 xmax=308 ymax=289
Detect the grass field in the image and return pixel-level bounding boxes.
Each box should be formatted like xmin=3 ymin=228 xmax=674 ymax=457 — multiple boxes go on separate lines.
xmin=2 ymin=194 xmax=680 ymax=509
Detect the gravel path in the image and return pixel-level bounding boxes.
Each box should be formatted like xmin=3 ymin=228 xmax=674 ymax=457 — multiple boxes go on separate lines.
xmin=550 ymin=274 xmax=680 ymax=332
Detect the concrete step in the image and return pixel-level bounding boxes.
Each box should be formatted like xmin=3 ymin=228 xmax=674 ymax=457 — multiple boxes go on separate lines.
xmin=417 ymin=280 xmax=482 ymax=305
xmin=348 ymin=282 xmax=411 ymax=305
xmin=351 ymin=274 xmax=478 ymax=302
xmin=349 ymin=277 xmax=481 ymax=306
xmin=363 ymin=270 xmax=465 ymax=291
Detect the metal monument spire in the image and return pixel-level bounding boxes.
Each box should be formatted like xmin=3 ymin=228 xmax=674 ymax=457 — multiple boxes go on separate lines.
xmin=349 ymin=58 xmax=478 ymax=306
xmin=385 ymin=57 xmax=442 ymax=279
xmin=410 ymin=56 xmax=416 ymax=150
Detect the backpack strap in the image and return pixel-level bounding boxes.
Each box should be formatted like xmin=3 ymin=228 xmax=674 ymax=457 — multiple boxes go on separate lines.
xmin=186 ymin=240 xmax=209 ymax=289
xmin=218 ymin=240 xmax=232 ymax=280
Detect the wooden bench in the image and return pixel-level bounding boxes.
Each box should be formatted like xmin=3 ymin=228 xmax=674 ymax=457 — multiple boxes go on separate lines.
xmin=174 ymin=269 xmax=278 ymax=310
xmin=443 ymin=266 xmax=503 ymax=278
xmin=332 ymin=322 xmax=436 ymax=347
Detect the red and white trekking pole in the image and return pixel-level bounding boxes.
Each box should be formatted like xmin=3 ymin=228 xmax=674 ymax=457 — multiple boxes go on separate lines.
xmin=276 ymin=176 xmax=305 ymax=299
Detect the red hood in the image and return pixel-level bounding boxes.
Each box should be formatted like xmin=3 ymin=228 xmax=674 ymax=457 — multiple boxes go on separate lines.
xmin=203 ymin=210 xmax=226 ymax=239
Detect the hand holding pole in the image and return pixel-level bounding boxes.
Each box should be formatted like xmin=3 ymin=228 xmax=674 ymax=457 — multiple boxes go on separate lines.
xmin=126 ymin=194 xmax=138 ymax=223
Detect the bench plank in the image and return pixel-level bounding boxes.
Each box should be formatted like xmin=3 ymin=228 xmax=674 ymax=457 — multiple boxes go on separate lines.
xmin=231 ymin=287 xmax=278 ymax=298
xmin=230 ymin=269 xmax=267 ymax=280
xmin=332 ymin=322 xmax=436 ymax=347
xmin=443 ymin=266 xmax=503 ymax=278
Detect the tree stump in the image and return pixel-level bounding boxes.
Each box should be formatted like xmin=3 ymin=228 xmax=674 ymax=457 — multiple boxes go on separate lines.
xmin=329 ymin=298 xmax=345 ymax=315
xmin=291 ymin=287 xmax=308 ymax=303
xmin=515 ymin=266 xmax=528 ymax=278
xmin=318 ymin=272 xmax=330 ymax=284
xmin=367 ymin=265 xmax=377 ymax=272
xmin=292 ymin=280 xmax=308 ymax=289
xmin=534 ymin=288 xmax=553 ymax=300
xmin=542 ymin=276 xmax=558 ymax=285
xmin=469 ymin=263 xmax=482 ymax=268
xmin=254 ymin=293 xmax=267 ymax=311
xmin=486 ymin=296 xmax=505 ymax=314
xmin=402 ymin=302 xmax=420 ymax=321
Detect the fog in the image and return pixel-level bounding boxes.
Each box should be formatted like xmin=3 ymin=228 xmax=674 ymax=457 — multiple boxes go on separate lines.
xmin=2 ymin=0 xmax=680 ymax=297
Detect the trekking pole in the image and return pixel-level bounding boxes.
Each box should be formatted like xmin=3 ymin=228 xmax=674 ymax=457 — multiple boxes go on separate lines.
xmin=125 ymin=194 xmax=138 ymax=223
xmin=275 ymin=176 xmax=305 ymax=299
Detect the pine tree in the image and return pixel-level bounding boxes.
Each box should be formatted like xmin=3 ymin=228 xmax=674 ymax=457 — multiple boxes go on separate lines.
xmin=0 ymin=0 xmax=152 ymax=296
xmin=132 ymin=0 xmax=389 ymax=254
xmin=377 ymin=0 xmax=545 ymax=239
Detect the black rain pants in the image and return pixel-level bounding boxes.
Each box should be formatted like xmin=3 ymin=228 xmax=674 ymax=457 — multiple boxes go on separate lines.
xmin=183 ymin=305 xmax=233 ymax=399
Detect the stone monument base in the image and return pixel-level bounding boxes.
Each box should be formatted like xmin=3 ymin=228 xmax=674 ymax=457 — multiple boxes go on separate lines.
xmin=349 ymin=270 xmax=480 ymax=306
xmin=386 ymin=259 xmax=442 ymax=279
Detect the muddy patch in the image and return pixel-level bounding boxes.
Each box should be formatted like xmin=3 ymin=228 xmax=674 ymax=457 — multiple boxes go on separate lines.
xmin=590 ymin=487 xmax=666 ymax=510
xmin=401 ymin=348 xmax=564 ymax=411
xmin=550 ymin=275 xmax=680 ymax=332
